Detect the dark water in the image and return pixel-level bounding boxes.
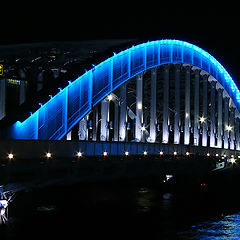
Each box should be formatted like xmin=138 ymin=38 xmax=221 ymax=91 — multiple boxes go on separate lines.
xmin=1 ymin=179 xmax=240 ymax=239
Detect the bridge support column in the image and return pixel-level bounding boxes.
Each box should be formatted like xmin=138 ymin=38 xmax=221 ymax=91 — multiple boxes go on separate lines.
xmin=162 ymin=65 xmax=169 ymax=144
xmin=0 ymin=79 xmax=6 ymax=120
xmin=135 ymin=74 xmax=143 ymax=142
xmin=119 ymin=83 xmax=127 ymax=141
xmin=224 ymin=97 xmax=230 ymax=149
xmin=210 ymin=81 xmax=216 ymax=147
xmin=92 ymin=106 xmax=98 ymax=141
xmin=113 ymin=99 xmax=119 ymax=141
xmin=202 ymin=74 xmax=208 ymax=147
xmin=235 ymin=117 xmax=240 ymax=150
xmin=174 ymin=64 xmax=180 ymax=144
xmin=19 ymin=80 xmax=26 ymax=105
xmin=150 ymin=68 xmax=157 ymax=142
xmin=184 ymin=66 xmax=191 ymax=145
xmin=193 ymin=69 xmax=200 ymax=146
xmin=217 ymin=88 xmax=224 ymax=148
xmin=230 ymin=107 xmax=235 ymax=150
xmin=78 ymin=116 xmax=88 ymax=140
xmin=100 ymin=98 xmax=109 ymax=141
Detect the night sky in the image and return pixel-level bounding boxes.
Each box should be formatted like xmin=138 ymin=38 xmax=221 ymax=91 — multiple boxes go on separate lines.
xmin=2 ymin=4 xmax=240 ymax=85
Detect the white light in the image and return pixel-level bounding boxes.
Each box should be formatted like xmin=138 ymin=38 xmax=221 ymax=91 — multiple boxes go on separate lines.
xmin=185 ymin=113 xmax=189 ymax=118
xmin=231 ymin=155 xmax=234 ymax=158
xmin=137 ymin=102 xmax=142 ymax=110
xmin=226 ymin=125 xmax=232 ymax=131
xmin=199 ymin=116 xmax=206 ymax=123
xmin=186 ymin=152 xmax=190 ymax=156
xmin=8 ymin=153 xmax=14 ymax=160
xmin=174 ymin=151 xmax=177 ymax=156
xmin=107 ymin=94 xmax=113 ymax=101
xmin=125 ymin=151 xmax=129 ymax=156
xmin=103 ymin=151 xmax=108 ymax=156
xmin=159 ymin=151 xmax=164 ymax=155
xmin=224 ymin=154 xmax=227 ymax=158
xmin=238 ymin=156 xmax=240 ymax=159
xmin=77 ymin=152 xmax=83 ymax=157
xmin=216 ymin=153 xmax=219 ymax=157
xmin=143 ymin=151 xmax=147 ymax=156
xmin=207 ymin=153 xmax=210 ymax=157
xmin=141 ymin=126 xmax=146 ymax=131
xmin=46 ymin=152 xmax=52 ymax=158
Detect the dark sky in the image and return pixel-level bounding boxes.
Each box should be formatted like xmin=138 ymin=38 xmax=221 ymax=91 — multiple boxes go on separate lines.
xmin=2 ymin=4 xmax=240 ymax=85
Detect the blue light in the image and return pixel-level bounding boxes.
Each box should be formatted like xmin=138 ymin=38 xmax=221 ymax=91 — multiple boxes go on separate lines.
xmin=9 ymin=40 xmax=240 ymax=140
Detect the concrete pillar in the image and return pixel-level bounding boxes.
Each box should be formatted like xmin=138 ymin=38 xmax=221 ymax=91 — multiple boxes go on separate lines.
xmin=224 ymin=97 xmax=230 ymax=149
xmin=135 ymin=74 xmax=143 ymax=142
xmin=202 ymin=74 xmax=208 ymax=147
xmin=92 ymin=106 xmax=98 ymax=141
xmin=78 ymin=116 xmax=88 ymax=140
xmin=210 ymin=81 xmax=216 ymax=147
xmin=230 ymin=107 xmax=235 ymax=150
xmin=0 ymin=79 xmax=6 ymax=120
xmin=184 ymin=66 xmax=191 ymax=145
xmin=235 ymin=117 xmax=240 ymax=150
xmin=113 ymin=100 xmax=119 ymax=141
xmin=150 ymin=68 xmax=157 ymax=142
xmin=174 ymin=64 xmax=180 ymax=144
xmin=162 ymin=65 xmax=169 ymax=144
xmin=193 ymin=69 xmax=200 ymax=146
xmin=217 ymin=88 xmax=224 ymax=148
xmin=100 ymin=99 xmax=109 ymax=141
xmin=19 ymin=80 xmax=26 ymax=105
xmin=119 ymin=83 xmax=127 ymax=141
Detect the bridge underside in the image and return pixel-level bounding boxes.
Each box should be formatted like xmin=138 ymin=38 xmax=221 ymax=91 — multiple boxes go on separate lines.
xmin=67 ymin=64 xmax=240 ymax=152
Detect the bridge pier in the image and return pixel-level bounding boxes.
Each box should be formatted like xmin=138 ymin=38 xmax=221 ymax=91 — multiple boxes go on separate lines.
xmin=184 ymin=66 xmax=191 ymax=145
xmin=100 ymin=98 xmax=109 ymax=141
xmin=193 ymin=68 xmax=200 ymax=146
xmin=230 ymin=107 xmax=235 ymax=150
xmin=162 ymin=65 xmax=169 ymax=144
xmin=119 ymin=83 xmax=127 ymax=142
xmin=217 ymin=88 xmax=224 ymax=148
xmin=202 ymin=74 xmax=208 ymax=147
xmin=210 ymin=81 xmax=217 ymax=147
xmin=135 ymin=74 xmax=143 ymax=142
xmin=224 ymin=97 xmax=230 ymax=149
xmin=150 ymin=68 xmax=157 ymax=143
xmin=174 ymin=64 xmax=180 ymax=145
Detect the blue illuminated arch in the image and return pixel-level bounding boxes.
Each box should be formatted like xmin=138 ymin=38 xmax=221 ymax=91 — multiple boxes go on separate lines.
xmin=10 ymin=40 xmax=240 ymax=140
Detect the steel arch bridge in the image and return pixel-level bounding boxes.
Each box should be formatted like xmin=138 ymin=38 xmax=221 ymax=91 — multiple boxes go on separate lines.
xmin=9 ymin=39 xmax=240 ymax=147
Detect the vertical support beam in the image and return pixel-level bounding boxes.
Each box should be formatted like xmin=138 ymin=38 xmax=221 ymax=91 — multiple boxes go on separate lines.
xmin=235 ymin=117 xmax=240 ymax=150
xmin=162 ymin=65 xmax=169 ymax=144
xmin=37 ymin=70 xmax=44 ymax=92
xmin=135 ymin=74 xmax=143 ymax=142
xmin=100 ymin=99 xmax=109 ymax=141
xmin=0 ymin=79 xmax=6 ymax=120
xmin=78 ymin=116 xmax=88 ymax=140
xmin=224 ymin=97 xmax=230 ymax=149
xmin=193 ymin=69 xmax=200 ymax=146
xmin=119 ymin=83 xmax=127 ymax=141
xmin=150 ymin=68 xmax=157 ymax=142
xmin=19 ymin=80 xmax=26 ymax=105
xmin=174 ymin=64 xmax=180 ymax=144
xmin=230 ymin=107 xmax=235 ymax=150
xmin=92 ymin=106 xmax=98 ymax=141
xmin=113 ymin=99 xmax=119 ymax=141
xmin=202 ymin=74 xmax=208 ymax=147
xmin=210 ymin=81 xmax=216 ymax=147
xmin=217 ymin=88 xmax=224 ymax=148
xmin=184 ymin=66 xmax=191 ymax=145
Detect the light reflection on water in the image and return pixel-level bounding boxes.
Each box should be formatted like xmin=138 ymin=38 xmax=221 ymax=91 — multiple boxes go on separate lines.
xmin=179 ymin=213 xmax=240 ymax=239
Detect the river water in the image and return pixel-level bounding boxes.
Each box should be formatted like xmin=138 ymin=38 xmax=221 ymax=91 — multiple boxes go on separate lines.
xmin=1 ymin=178 xmax=240 ymax=239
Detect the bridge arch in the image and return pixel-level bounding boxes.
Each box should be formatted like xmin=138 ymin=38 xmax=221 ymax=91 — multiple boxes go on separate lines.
xmin=10 ymin=40 xmax=240 ymax=141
